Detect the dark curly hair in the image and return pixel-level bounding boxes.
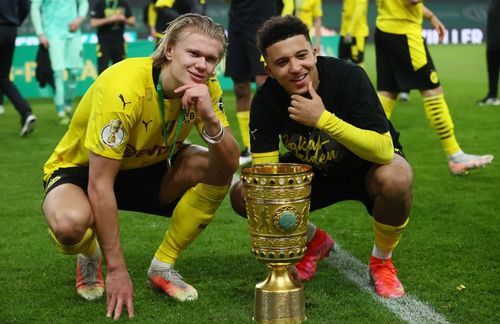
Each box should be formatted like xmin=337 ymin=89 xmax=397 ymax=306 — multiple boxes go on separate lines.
xmin=256 ymin=15 xmax=312 ymax=57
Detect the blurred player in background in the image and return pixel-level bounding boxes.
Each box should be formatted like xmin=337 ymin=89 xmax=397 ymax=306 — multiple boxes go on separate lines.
xmin=31 ymin=0 xmax=88 ymax=126
xmin=0 ymin=0 xmax=36 ymax=136
xmin=225 ymin=0 xmax=279 ymax=165
xmin=338 ymin=0 xmax=368 ymax=67
xmin=478 ymin=0 xmax=500 ymax=106
xmin=281 ymin=0 xmax=323 ymax=53
xmin=90 ymin=0 xmax=136 ymax=74
xmin=231 ymin=15 xmax=413 ymax=299
xmin=374 ymin=0 xmax=494 ymax=175
xmin=41 ymin=14 xmax=238 ymax=319
xmin=146 ymin=0 xmax=205 ymax=43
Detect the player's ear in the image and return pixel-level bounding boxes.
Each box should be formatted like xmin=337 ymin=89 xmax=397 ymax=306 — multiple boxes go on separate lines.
xmin=265 ymin=64 xmax=274 ymax=78
xmin=165 ymin=45 xmax=173 ymax=61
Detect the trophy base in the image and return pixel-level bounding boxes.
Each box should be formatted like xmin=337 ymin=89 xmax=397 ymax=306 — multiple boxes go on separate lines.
xmin=253 ymin=265 xmax=306 ymax=323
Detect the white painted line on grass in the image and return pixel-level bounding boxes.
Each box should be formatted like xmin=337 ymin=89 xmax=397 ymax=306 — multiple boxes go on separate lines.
xmin=325 ymin=244 xmax=449 ymax=324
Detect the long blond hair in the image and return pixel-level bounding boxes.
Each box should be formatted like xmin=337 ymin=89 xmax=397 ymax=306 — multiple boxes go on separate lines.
xmin=152 ymin=13 xmax=227 ymax=67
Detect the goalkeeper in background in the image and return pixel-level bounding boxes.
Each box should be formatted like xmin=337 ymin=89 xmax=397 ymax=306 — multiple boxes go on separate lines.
xmin=31 ymin=0 xmax=88 ymax=126
xmin=374 ymin=0 xmax=493 ymax=174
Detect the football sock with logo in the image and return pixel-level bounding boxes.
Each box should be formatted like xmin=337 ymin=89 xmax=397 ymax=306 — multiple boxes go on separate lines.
xmin=237 ymin=111 xmax=250 ymax=150
xmin=155 ymin=183 xmax=229 ymax=264
xmin=378 ymin=93 xmax=396 ymax=119
xmin=372 ymin=218 xmax=408 ymax=259
xmin=48 ymin=227 xmax=97 ymax=257
xmin=423 ymin=94 xmax=461 ymax=156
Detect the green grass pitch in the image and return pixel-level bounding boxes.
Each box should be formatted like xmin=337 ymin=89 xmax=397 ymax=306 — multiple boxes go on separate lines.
xmin=0 ymin=44 xmax=499 ymax=323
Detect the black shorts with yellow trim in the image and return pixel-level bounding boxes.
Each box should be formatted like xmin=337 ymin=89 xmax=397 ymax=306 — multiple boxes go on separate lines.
xmin=43 ymin=158 xmax=182 ymax=218
xmin=225 ymin=30 xmax=266 ymax=83
xmin=280 ymin=149 xmax=406 ymax=216
xmin=338 ymin=36 xmax=366 ymax=64
xmin=374 ymin=27 xmax=440 ymax=92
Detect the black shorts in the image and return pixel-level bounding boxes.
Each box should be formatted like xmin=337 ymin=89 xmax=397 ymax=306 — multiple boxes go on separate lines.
xmin=338 ymin=36 xmax=365 ymax=64
xmin=225 ymin=30 xmax=266 ymax=83
xmin=43 ymin=160 xmax=179 ymax=217
xmin=280 ymin=150 xmax=406 ymax=215
xmin=375 ymin=27 xmax=440 ymax=92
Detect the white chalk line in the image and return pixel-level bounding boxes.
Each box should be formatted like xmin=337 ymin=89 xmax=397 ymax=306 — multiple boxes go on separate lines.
xmin=324 ymin=244 xmax=449 ymax=324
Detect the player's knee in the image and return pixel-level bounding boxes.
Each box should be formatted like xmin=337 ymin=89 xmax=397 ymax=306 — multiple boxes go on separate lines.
xmin=378 ymin=170 xmax=413 ymax=202
xmin=50 ymin=211 xmax=90 ymax=245
xmin=233 ymin=82 xmax=251 ymax=100
xmin=230 ymin=180 xmax=247 ymax=218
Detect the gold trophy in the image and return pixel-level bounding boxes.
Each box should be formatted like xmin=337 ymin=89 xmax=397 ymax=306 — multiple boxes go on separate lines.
xmin=241 ymin=163 xmax=313 ymax=323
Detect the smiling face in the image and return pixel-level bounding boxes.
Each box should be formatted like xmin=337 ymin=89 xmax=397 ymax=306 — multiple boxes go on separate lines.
xmin=264 ymin=35 xmax=318 ymax=95
xmin=163 ymin=29 xmax=223 ymax=96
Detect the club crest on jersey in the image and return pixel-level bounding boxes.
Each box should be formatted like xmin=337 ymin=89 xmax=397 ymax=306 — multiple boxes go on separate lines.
xmin=430 ymin=71 xmax=439 ymax=84
xmin=101 ymin=119 xmax=125 ymax=147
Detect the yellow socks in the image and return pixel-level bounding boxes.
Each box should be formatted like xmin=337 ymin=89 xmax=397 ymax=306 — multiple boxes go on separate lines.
xmin=48 ymin=227 xmax=97 ymax=257
xmin=423 ymin=94 xmax=460 ymax=156
xmin=237 ymin=111 xmax=250 ymax=149
xmin=372 ymin=218 xmax=408 ymax=259
xmin=378 ymin=94 xmax=396 ymax=119
xmin=155 ymin=183 xmax=229 ymax=265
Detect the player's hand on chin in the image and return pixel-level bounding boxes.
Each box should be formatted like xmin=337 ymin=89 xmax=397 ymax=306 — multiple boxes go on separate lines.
xmin=174 ymin=83 xmax=212 ymax=119
xmin=288 ymin=81 xmax=325 ymax=127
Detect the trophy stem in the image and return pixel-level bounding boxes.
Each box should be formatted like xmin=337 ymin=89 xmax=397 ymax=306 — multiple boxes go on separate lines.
xmin=254 ymin=264 xmax=306 ymax=323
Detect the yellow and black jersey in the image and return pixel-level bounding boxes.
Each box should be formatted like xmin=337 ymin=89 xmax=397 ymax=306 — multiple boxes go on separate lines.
xmin=43 ymin=57 xmax=227 ymax=181
xmin=289 ymin=0 xmax=323 ymax=30
xmin=340 ymin=0 xmax=369 ymax=38
xmin=375 ymin=0 xmax=423 ymax=35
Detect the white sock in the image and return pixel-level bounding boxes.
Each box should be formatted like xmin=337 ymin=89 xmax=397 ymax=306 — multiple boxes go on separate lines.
xmin=371 ymin=245 xmax=392 ymax=259
xmin=149 ymin=256 xmax=173 ymax=272
xmin=307 ymin=223 xmax=317 ymax=243
xmin=448 ymin=150 xmax=490 ymax=163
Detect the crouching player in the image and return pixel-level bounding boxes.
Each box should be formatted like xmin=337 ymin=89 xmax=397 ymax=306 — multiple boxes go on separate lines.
xmin=230 ymin=15 xmax=413 ymax=299
xmin=41 ymin=14 xmax=239 ymax=319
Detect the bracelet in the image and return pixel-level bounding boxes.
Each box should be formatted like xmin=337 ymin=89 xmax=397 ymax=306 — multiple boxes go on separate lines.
xmin=202 ymin=120 xmax=224 ymax=144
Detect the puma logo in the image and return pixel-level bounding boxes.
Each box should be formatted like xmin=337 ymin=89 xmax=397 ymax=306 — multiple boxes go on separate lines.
xmin=118 ymin=94 xmax=131 ymax=109
xmin=250 ymin=128 xmax=258 ymax=140
xmin=142 ymin=120 xmax=152 ymax=131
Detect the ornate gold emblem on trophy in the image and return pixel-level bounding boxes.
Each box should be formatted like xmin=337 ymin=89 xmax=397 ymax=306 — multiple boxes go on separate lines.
xmin=241 ymin=163 xmax=313 ymax=323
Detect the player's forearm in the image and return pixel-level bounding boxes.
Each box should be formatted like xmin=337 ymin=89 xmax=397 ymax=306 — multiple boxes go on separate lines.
xmin=88 ymin=185 xmax=127 ymax=272
xmin=316 ymin=110 xmax=394 ymax=164
xmin=30 ymin=1 xmax=44 ymax=35
xmin=77 ymin=0 xmax=89 ymax=17
xmin=90 ymin=17 xmax=112 ymax=28
xmin=407 ymin=0 xmax=423 ymax=5
xmin=126 ymin=16 xmax=136 ymax=27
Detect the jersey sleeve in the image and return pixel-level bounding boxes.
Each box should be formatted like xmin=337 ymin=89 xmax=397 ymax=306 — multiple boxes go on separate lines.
xmin=84 ymin=83 xmax=141 ymax=160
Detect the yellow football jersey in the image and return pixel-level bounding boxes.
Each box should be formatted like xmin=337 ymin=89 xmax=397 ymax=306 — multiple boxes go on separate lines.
xmin=43 ymin=57 xmax=228 ymax=181
xmin=340 ymin=0 xmax=369 ymax=37
xmin=375 ymin=0 xmax=423 ymax=35
xmin=295 ymin=0 xmax=323 ymax=29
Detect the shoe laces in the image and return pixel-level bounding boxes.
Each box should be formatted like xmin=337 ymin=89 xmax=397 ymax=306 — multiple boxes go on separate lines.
xmin=370 ymin=259 xmax=397 ymax=279
xmin=151 ymin=267 xmax=189 ymax=288
xmin=78 ymin=255 xmax=99 ymax=284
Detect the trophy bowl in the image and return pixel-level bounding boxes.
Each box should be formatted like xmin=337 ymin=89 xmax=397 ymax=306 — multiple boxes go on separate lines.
xmin=241 ymin=163 xmax=313 ymax=323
